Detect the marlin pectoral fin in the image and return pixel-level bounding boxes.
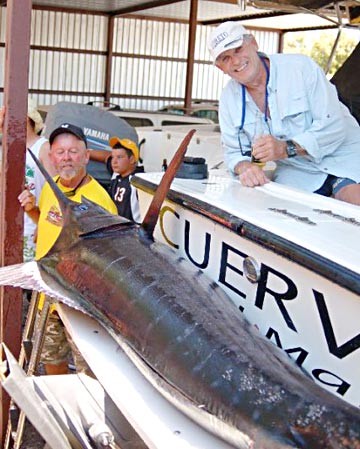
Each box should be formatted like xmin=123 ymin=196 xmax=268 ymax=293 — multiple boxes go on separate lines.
xmin=0 ymin=262 xmax=47 ymax=291
xmin=140 ymin=129 xmax=196 ymax=240
xmin=0 ymin=262 xmax=87 ymax=314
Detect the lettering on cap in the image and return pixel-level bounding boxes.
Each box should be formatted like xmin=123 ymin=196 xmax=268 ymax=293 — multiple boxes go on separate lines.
xmin=211 ymin=31 xmax=229 ymax=50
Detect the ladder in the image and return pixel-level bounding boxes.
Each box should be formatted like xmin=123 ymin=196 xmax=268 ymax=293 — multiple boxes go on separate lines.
xmin=4 ymin=291 xmax=53 ymax=449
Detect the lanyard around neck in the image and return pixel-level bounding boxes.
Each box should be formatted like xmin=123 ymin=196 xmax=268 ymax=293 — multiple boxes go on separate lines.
xmin=55 ymin=173 xmax=88 ymax=198
xmin=239 ymin=56 xmax=270 ymax=131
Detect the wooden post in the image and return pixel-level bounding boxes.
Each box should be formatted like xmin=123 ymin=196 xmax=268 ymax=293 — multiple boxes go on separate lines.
xmin=184 ymin=0 xmax=198 ymax=109
xmin=0 ymin=0 xmax=32 ymax=444
xmin=104 ymin=15 xmax=115 ymax=106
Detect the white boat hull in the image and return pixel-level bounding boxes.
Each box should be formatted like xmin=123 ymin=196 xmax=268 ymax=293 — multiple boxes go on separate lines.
xmin=134 ymin=171 xmax=360 ymax=409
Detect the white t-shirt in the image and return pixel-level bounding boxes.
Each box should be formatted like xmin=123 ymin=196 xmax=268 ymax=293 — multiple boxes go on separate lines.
xmin=23 ymin=137 xmax=48 ymax=262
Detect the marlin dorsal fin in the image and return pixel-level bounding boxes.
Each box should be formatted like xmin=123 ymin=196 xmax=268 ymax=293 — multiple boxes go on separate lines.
xmin=140 ymin=129 xmax=196 ymax=240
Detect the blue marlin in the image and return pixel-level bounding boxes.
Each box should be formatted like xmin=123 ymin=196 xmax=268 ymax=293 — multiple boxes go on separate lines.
xmin=0 ymin=130 xmax=359 ymax=448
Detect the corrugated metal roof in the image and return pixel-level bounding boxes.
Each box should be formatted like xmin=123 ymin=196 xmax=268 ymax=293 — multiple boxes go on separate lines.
xmin=27 ymin=0 xmax=358 ymax=31
xmin=32 ymin=0 xmax=162 ymax=13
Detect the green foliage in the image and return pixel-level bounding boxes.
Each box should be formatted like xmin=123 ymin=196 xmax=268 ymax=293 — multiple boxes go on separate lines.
xmin=283 ymin=30 xmax=358 ymax=75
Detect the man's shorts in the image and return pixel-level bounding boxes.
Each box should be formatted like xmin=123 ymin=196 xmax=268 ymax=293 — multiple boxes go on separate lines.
xmin=40 ymin=312 xmax=70 ymax=365
xmin=314 ymin=175 xmax=357 ymax=197
xmin=40 ymin=310 xmax=93 ymax=375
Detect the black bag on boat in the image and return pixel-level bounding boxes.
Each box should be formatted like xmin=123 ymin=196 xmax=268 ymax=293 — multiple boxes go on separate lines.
xmin=175 ymin=156 xmax=208 ymax=179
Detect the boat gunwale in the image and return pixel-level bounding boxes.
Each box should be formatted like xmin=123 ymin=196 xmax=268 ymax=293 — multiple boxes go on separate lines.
xmin=132 ymin=175 xmax=360 ymax=298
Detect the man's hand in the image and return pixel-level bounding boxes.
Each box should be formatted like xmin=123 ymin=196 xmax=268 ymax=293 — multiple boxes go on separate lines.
xmin=235 ymin=161 xmax=270 ymax=187
xmin=18 ymin=189 xmax=36 ymax=212
xmin=251 ymin=135 xmax=287 ymax=163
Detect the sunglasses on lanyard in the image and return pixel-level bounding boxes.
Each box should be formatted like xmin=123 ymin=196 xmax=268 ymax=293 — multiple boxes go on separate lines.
xmin=237 ymin=56 xmax=271 ymax=157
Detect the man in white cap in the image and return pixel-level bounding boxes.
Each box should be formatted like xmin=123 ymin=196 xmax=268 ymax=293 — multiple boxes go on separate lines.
xmin=208 ymin=21 xmax=360 ymax=205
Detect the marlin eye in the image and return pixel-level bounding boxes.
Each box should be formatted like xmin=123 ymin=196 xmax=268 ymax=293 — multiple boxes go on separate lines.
xmin=78 ymin=205 xmax=88 ymax=211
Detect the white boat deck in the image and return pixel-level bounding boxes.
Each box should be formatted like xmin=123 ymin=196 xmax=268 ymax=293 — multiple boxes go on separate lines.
xmin=58 ymin=305 xmax=235 ymax=449
xmin=134 ymin=171 xmax=360 ymax=276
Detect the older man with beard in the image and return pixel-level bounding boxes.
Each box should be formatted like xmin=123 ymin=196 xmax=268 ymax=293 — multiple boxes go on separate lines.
xmin=18 ymin=122 xmax=117 ymax=375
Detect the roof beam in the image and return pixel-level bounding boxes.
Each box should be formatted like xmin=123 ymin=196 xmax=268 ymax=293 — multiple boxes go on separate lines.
xmin=200 ymin=10 xmax=294 ymax=25
xmin=111 ymin=0 xmax=184 ymax=18
xmin=185 ymin=0 xmax=198 ymax=109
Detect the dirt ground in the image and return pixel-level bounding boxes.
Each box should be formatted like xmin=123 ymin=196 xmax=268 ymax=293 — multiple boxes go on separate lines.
xmin=20 ymin=421 xmax=45 ymax=449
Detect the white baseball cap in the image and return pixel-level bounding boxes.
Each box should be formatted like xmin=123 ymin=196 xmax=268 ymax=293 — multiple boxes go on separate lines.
xmin=208 ymin=21 xmax=249 ymax=63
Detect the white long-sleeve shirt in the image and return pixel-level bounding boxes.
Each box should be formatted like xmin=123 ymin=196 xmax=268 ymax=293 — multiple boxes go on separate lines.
xmin=219 ymin=53 xmax=360 ymax=192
